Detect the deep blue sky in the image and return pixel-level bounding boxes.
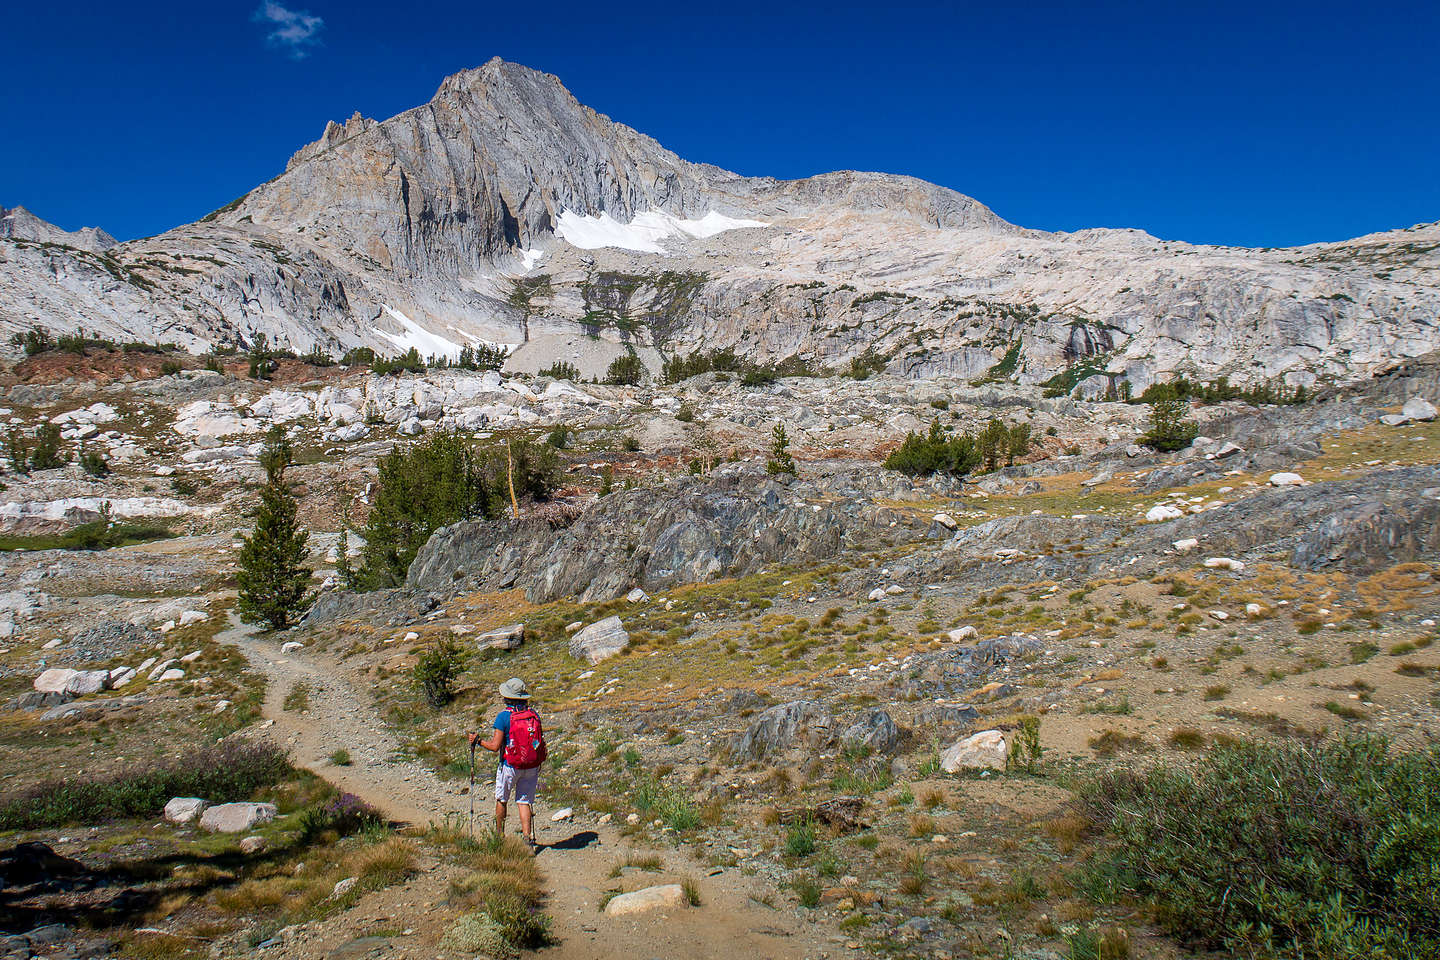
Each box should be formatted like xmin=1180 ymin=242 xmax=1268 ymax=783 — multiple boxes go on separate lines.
xmin=4 ymin=1 xmax=1437 ymax=247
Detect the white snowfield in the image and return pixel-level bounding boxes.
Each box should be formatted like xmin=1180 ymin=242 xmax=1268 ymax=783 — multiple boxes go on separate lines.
xmin=556 ymin=209 xmax=768 ymax=254
xmin=373 ymin=306 xmax=468 ymax=361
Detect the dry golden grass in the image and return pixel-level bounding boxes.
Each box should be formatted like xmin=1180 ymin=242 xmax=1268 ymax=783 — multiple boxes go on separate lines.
xmin=1041 ymin=813 xmax=1087 ymax=855
xmin=907 ymin=813 xmax=938 ymax=838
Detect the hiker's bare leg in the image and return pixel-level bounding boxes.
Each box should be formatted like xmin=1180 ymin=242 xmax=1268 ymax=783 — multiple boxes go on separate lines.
xmin=517 ymin=802 xmax=533 ymax=842
xmin=494 ymin=800 xmax=507 ymax=835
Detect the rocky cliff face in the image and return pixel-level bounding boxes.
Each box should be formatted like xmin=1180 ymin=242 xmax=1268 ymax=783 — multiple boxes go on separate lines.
xmin=2 ymin=58 xmax=1437 ymax=390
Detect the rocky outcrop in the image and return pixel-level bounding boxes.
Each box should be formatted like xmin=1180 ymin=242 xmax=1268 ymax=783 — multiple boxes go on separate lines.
xmin=407 ymin=464 xmax=855 ymax=603
xmin=733 ymin=700 xmax=835 ymax=761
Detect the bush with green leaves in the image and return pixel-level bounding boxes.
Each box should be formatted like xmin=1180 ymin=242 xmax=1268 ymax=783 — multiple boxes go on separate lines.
xmin=371 ymin=347 xmax=425 ymax=375
xmin=0 ymin=740 xmax=289 ymax=829
xmin=27 ymin=424 xmax=67 ymax=471
xmin=78 ymin=446 xmax=109 ymax=478
xmin=236 ymin=430 xmax=312 ymax=629
xmin=5 ymin=428 xmax=29 ymax=474
xmin=248 ymin=332 xmax=276 ymax=380
xmin=413 ymin=637 xmax=468 ymax=708
xmin=358 ymin=432 xmax=490 ymax=588
xmin=883 ymin=417 xmax=1031 ymax=477
xmin=539 ymin=360 xmax=580 ymax=380
xmin=1139 ymin=397 xmax=1199 ymax=451
xmin=456 ymin=343 xmax=508 ymax=371
xmin=604 ymin=353 xmax=645 ymax=385
xmin=1079 ymin=735 xmax=1440 ymax=959
xmin=545 ymin=425 xmax=571 ymax=449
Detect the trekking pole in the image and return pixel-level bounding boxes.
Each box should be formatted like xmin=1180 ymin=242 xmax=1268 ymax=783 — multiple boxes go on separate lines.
xmin=468 ymin=738 xmax=477 ymax=838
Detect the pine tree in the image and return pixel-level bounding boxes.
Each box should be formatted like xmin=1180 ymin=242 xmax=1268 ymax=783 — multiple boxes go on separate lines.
xmin=335 ymin=528 xmax=355 ymax=590
xmin=766 ymin=423 xmax=797 ymax=475
xmin=237 ymin=429 xmax=311 ymax=629
xmin=357 ymin=431 xmax=489 ymax=589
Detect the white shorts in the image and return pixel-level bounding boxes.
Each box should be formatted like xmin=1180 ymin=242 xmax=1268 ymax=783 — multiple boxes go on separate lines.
xmin=495 ymin=763 xmax=539 ymax=804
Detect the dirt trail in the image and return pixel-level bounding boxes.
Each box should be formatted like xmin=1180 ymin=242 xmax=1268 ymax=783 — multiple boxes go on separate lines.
xmin=220 ymin=615 xmax=843 ymax=960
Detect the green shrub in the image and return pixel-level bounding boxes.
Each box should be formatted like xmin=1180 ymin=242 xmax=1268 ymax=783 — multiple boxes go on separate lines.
xmin=236 ymin=431 xmax=311 ymax=630
xmin=605 ymin=353 xmax=645 ymax=385
xmin=456 ymin=343 xmax=508 ymax=371
xmin=546 ymin=425 xmax=571 ymax=449
xmin=1079 ymin=735 xmax=1440 ymax=959
xmin=28 ymin=424 xmax=67 ymax=470
xmin=371 ymin=347 xmax=425 ymax=375
xmin=413 ymin=637 xmax=468 ymax=708
xmin=0 ymin=741 xmax=290 ymax=829
xmin=1139 ymin=397 xmax=1199 ymax=452
xmin=785 ymin=817 xmax=817 ymax=858
xmin=357 ymin=432 xmax=490 ymax=588
xmin=78 ymin=446 xmax=109 ymax=478
xmin=539 ymin=361 xmax=580 ymax=380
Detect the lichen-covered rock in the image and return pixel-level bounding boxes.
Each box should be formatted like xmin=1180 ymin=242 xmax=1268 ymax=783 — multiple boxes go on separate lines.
xmin=940 ymin=730 xmax=1007 ymax=772
xmin=841 ymin=708 xmax=901 ymax=754
xmin=198 ymin=802 xmax=277 ymax=833
xmin=733 ymin=700 xmax=835 ymax=761
xmin=568 ymin=616 xmax=628 ymax=664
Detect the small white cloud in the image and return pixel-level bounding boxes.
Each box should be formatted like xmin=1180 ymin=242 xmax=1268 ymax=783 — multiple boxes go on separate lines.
xmin=253 ymin=1 xmax=324 ymax=59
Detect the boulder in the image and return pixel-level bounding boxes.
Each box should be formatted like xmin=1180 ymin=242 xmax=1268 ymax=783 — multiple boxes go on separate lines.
xmin=1269 ymin=472 xmax=1306 ymax=487
xmin=478 ymin=623 xmax=525 ymax=651
xmin=33 ymin=669 xmax=78 ymax=694
xmin=1145 ymin=505 xmax=1183 ymax=523
xmin=1172 ymin=538 xmax=1199 ymax=552
xmin=841 ymin=708 xmax=900 ymax=754
xmin=568 ymin=616 xmax=629 ymax=664
xmin=239 ymin=835 xmax=267 ymax=855
xmin=63 ymin=670 xmax=110 ymax=696
xmin=867 ymin=588 xmax=886 ymax=602
xmin=625 ymin=588 xmax=649 ymax=604
xmin=734 ymin=700 xmax=834 ymax=760
xmin=947 ymin=626 xmax=977 ymax=642
xmin=932 ymin=512 xmax=958 ymax=530
xmin=158 ymin=668 xmax=186 ymax=682
xmin=940 ymin=730 xmax=1007 ymax=772
xmin=280 ymin=641 xmax=304 ymax=653
xmin=178 ymin=610 xmax=209 ymax=627
xmin=198 ymin=802 xmax=277 ymax=833
xmin=1203 ymin=557 xmax=1245 ymax=571
xmin=110 ymin=668 xmax=138 ymax=687
xmin=1402 ymin=397 xmax=1437 ymax=422
xmin=603 ymin=883 xmax=688 ymax=917
xmin=164 ymin=797 xmax=210 ymax=824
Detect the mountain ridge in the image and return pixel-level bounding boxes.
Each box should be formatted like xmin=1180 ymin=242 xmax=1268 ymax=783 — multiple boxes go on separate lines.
xmin=2 ymin=58 xmax=1437 ymax=392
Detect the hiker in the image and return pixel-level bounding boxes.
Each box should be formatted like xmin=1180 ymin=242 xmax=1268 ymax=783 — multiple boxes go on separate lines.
xmin=469 ymin=677 xmax=547 ymax=851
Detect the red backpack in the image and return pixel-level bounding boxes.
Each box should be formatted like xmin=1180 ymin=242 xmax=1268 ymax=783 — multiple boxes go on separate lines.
xmin=503 ymin=708 xmax=547 ymax=769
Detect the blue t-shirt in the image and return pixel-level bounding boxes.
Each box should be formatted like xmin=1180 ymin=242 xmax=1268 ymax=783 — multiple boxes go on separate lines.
xmin=493 ymin=709 xmax=511 ymax=750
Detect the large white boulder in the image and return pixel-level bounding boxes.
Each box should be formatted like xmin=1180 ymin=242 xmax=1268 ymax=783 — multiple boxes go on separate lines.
xmin=164 ymin=797 xmax=210 ymax=824
xmin=33 ymin=668 xmax=78 ymax=694
xmin=1402 ymin=397 xmax=1437 ymax=422
xmin=1268 ymin=472 xmax=1306 ymax=487
xmin=64 ymin=670 xmax=110 ymax=696
xmin=568 ymin=616 xmax=629 ymax=664
xmin=940 ymin=730 xmax=1008 ymax=772
xmin=1145 ymin=504 xmax=1184 ymax=522
xmin=198 ymin=802 xmax=278 ymax=833
xmin=603 ymin=884 xmax=689 ymax=916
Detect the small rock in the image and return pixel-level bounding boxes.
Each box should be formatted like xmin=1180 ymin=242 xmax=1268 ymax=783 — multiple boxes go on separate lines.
xmin=280 ymin=641 xmax=304 ymax=653
xmin=550 ymin=807 xmax=573 ymax=822
xmin=1210 ymin=610 xmax=1229 ymax=621
xmin=885 ymin=584 xmax=904 ymax=595
xmin=867 ymin=588 xmax=886 ymax=602
xmin=157 ymin=668 xmax=185 ymax=682
xmin=1146 ymin=504 xmax=1184 ymax=522
xmin=1269 ymin=472 xmax=1306 ymax=487
xmin=625 ymin=588 xmax=649 ymax=604
xmin=1203 ymin=557 xmax=1245 ymax=571
xmin=932 ymin=512 xmax=958 ymax=530
xmin=329 ymin=876 xmax=358 ymax=900
xmin=239 ymin=835 xmax=267 ymax=855
xmin=625 ymin=813 xmax=640 ymax=824
xmin=1246 ymin=603 xmax=1264 ymax=617
xmin=1172 ymin=538 xmax=1199 ymax=552
xmin=947 ymin=625 xmax=977 ymax=642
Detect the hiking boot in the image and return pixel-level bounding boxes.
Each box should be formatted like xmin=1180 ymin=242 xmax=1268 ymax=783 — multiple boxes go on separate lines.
xmin=525 ymin=835 xmax=539 ymax=855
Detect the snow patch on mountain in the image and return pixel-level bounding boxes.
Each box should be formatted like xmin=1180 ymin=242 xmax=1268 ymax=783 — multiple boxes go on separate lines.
xmin=556 ymin=209 xmax=768 ymax=254
xmin=374 ymin=306 xmax=464 ymax=360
